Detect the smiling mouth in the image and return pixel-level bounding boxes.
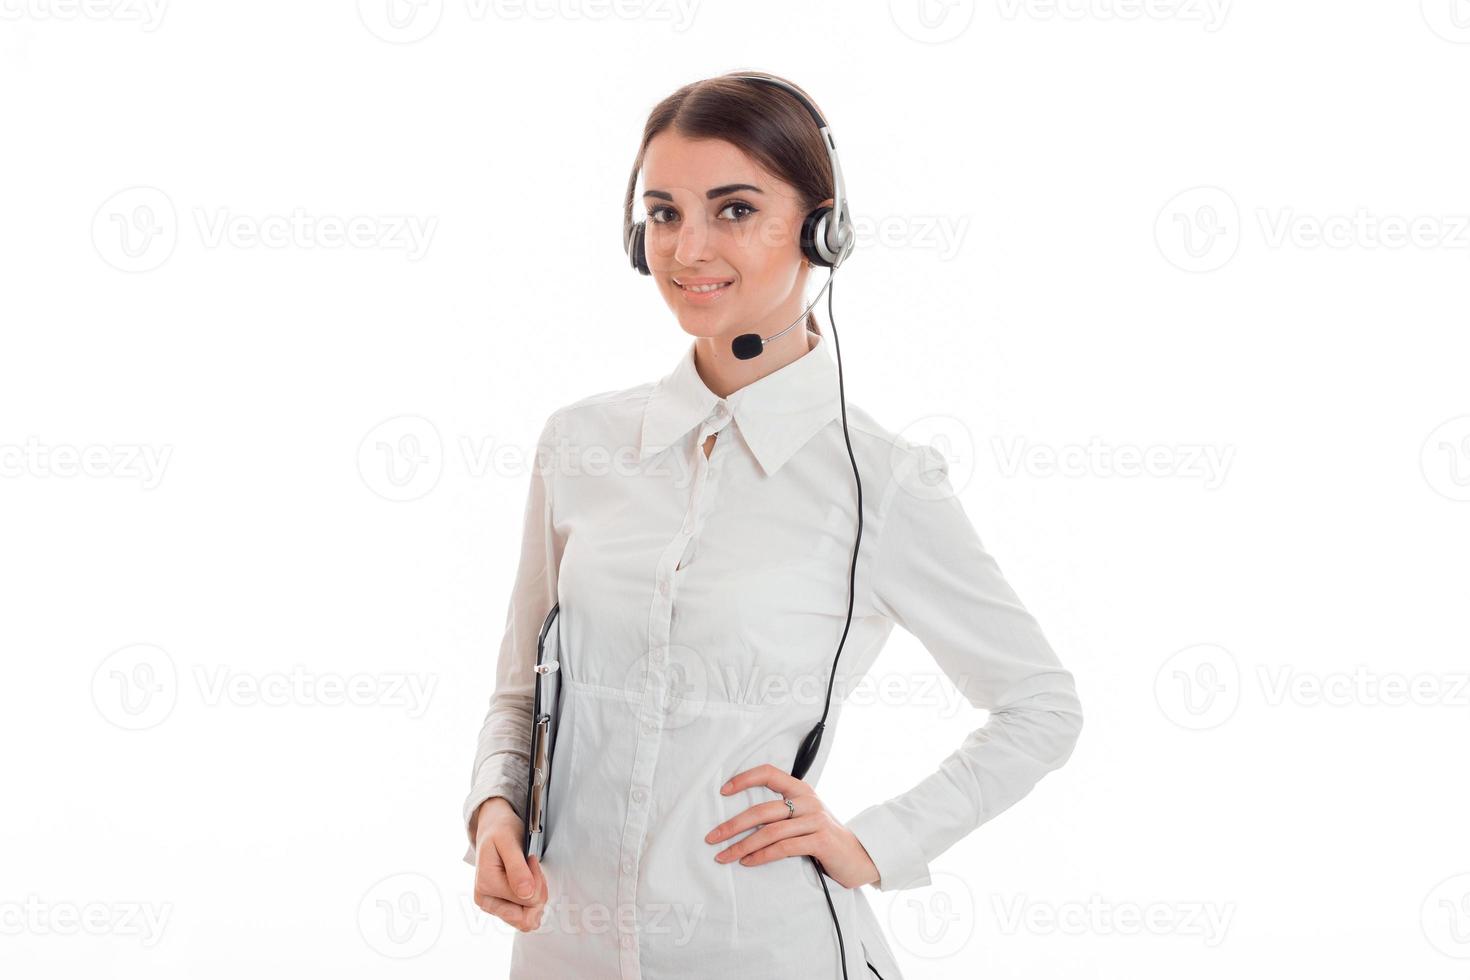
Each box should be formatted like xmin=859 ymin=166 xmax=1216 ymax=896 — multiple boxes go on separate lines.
xmin=673 ymin=278 xmax=735 ymax=294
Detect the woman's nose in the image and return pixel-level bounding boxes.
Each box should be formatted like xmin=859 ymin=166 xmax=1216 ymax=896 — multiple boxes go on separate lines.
xmin=673 ymin=215 xmax=714 ymax=267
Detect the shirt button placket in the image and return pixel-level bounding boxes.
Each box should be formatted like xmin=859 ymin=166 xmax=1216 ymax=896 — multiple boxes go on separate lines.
xmin=621 ymin=403 xmax=731 ymax=977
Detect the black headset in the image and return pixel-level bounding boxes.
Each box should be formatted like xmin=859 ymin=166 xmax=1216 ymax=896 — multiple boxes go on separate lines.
xmin=622 ymin=73 xmax=881 ymax=980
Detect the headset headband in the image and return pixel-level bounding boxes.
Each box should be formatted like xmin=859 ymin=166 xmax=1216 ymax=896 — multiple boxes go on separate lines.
xmin=727 ymin=73 xmax=853 ymax=267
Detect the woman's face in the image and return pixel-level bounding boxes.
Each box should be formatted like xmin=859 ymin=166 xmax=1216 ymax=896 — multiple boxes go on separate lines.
xmin=640 ymin=131 xmax=825 ymax=340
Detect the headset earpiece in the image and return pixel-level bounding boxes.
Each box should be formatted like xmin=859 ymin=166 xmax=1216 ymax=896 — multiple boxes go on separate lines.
xmin=801 ymin=205 xmax=853 ymax=268
xmin=800 ymin=206 xmax=830 ymax=268
xmin=627 ymin=220 xmax=651 ymax=276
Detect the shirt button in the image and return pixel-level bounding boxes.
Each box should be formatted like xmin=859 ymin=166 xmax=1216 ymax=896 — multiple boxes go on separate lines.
xmin=659 ymin=580 xmax=670 ymax=596
xmin=632 ymin=788 xmax=646 ymax=803
xmin=621 ymin=934 xmax=633 ymax=948
xmin=622 ymin=859 xmax=634 ymax=874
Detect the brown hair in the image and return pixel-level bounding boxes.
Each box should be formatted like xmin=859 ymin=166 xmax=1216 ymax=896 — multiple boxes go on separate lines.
xmin=622 ymin=69 xmax=834 ymax=337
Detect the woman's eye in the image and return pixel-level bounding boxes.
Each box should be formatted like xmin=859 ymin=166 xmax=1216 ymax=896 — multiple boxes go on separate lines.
xmin=719 ymin=201 xmax=757 ymax=222
xmin=646 ymin=201 xmax=757 ymax=225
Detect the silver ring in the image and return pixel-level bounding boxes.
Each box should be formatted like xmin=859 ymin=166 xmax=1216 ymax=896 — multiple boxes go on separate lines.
xmin=783 ymin=798 xmax=796 ymax=818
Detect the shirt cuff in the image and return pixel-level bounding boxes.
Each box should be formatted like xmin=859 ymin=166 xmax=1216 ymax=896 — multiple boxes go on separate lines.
xmin=847 ymin=800 xmax=933 ymax=892
xmin=461 ymin=761 xmax=530 ymax=866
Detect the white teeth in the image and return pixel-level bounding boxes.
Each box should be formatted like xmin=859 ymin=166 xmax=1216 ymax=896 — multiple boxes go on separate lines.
xmin=679 ymin=281 xmax=731 ymax=293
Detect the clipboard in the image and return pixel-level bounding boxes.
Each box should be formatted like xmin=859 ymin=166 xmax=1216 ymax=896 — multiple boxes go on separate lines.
xmin=522 ymin=601 xmax=564 ymax=860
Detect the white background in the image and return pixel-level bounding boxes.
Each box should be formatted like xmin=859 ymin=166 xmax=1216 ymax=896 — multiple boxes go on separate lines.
xmin=2 ymin=1 xmax=1468 ymax=977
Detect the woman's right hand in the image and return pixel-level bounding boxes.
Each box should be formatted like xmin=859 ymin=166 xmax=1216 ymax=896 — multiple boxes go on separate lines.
xmin=472 ymin=796 xmax=548 ymax=932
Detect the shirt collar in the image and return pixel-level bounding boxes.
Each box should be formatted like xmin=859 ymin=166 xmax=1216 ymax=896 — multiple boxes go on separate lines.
xmin=639 ymin=329 xmax=842 ymax=477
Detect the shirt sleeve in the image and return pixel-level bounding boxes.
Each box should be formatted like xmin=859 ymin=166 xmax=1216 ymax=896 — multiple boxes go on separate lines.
xmin=460 ymin=409 xmax=565 ymax=866
xmin=845 ymin=443 xmax=1084 ymax=892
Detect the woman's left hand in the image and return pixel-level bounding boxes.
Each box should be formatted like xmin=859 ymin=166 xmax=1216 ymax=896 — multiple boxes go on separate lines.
xmin=705 ymin=763 xmax=880 ymax=889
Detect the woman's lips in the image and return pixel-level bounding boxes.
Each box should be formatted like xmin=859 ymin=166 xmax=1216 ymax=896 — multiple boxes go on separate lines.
xmin=674 ymin=279 xmax=733 ymax=304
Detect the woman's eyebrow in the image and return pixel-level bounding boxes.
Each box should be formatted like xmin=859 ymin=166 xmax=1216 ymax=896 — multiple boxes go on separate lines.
xmin=642 ymin=183 xmax=765 ymax=201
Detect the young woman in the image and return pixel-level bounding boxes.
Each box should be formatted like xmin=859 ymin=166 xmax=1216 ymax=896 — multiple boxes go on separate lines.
xmin=461 ymin=70 xmax=1084 ymax=980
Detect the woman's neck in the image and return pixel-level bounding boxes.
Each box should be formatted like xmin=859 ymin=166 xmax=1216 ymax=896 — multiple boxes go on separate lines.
xmin=692 ymin=324 xmax=816 ymax=399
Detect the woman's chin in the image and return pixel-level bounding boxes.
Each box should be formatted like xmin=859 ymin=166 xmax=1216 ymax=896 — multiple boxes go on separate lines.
xmin=671 ymin=308 xmax=739 ymax=339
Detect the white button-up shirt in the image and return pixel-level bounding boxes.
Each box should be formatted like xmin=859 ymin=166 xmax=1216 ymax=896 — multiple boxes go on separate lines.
xmin=462 ymin=329 xmax=1083 ymax=979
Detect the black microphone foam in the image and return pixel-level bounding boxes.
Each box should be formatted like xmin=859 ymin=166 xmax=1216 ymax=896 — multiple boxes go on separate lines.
xmin=731 ymin=333 xmax=763 ymax=360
